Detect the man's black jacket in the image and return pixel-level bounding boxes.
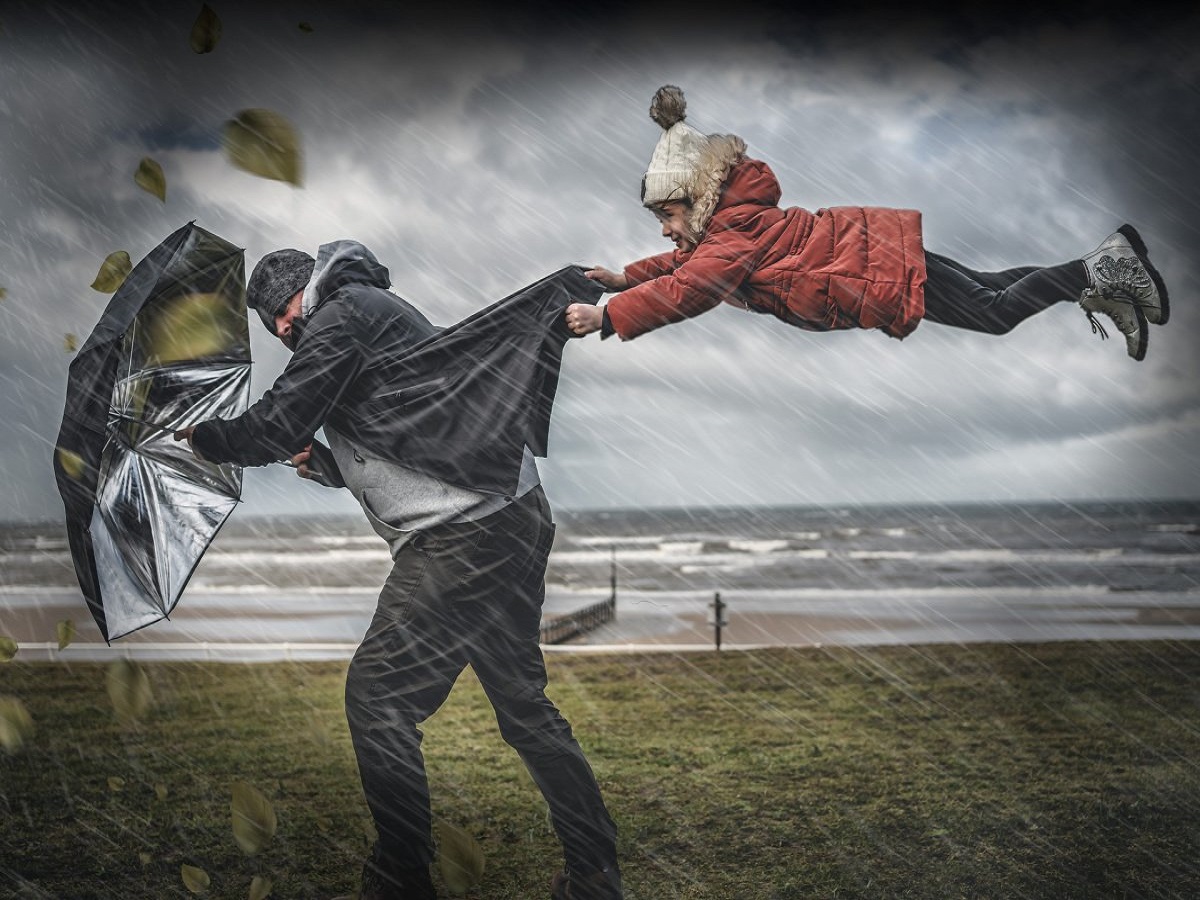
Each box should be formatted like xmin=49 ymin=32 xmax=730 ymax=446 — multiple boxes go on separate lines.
xmin=192 ymin=254 xmax=601 ymax=496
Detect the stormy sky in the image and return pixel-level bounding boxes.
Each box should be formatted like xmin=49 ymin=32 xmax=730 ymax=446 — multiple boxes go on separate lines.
xmin=1 ymin=1 xmax=1198 ymax=521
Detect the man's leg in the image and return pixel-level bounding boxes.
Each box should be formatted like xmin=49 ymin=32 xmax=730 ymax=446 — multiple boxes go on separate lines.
xmin=455 ymin=487 xmax=622 ymax=896
xmin=345 ymin=540 xmax=471 ymax=880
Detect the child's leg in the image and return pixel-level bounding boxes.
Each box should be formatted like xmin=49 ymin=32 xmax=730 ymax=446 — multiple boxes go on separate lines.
xmin=922 ymin=250 xmax=1087 ymax=335
xmin=929 ymin=254 xmax=1042 ymax=291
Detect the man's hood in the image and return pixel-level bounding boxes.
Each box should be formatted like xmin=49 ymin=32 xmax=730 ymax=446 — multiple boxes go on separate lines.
xmin=300 ymin=240 xmax=392 ymax=315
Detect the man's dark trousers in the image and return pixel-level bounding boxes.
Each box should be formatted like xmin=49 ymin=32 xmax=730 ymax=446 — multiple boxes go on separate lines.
xmin=345 ymin=485 xmax=620 ymax=883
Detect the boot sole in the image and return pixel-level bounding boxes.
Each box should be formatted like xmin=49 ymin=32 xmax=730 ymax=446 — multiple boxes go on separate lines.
xmin=1118 ymin=223 xmax=1170 ymax=325
xmin=1133 ymin=302 xmax=1148 ymax=361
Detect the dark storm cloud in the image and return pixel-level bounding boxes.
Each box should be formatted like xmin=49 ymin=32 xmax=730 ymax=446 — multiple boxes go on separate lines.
xmin=1 ymin=1 xmax=1197 ymax=518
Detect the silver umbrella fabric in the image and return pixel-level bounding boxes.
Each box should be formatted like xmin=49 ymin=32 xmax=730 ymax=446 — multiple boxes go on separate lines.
xmin=54 ymin=222 xmax=250 ymax=642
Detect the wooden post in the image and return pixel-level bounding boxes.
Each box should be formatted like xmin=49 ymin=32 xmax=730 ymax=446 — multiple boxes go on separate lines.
xmin=709 ymin=592 xmax=727 ymax=651
xmin=609 ymin=545 xmax=618 ymax=620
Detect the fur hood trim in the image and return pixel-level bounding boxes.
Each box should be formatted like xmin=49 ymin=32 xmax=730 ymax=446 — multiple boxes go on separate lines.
xmin=683 ymin=133 xmax=747 ymax=240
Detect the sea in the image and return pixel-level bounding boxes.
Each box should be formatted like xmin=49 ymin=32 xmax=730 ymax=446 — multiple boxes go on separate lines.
xmin=2 ymin=499 xmax=1200 ymax=660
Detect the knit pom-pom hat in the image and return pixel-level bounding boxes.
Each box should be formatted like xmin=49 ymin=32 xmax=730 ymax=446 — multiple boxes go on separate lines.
xmin=641 ymin=86 xmax=707 ymax=208
xmin=246 ymin=248 xmax=315 ymax=334
xmin=640 ymin=86 xmax=747 ymax=239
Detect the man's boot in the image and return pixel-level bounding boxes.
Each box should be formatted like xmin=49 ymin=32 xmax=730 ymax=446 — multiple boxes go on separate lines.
xmin=358 ymin=846 xmax=437 ymax=900
xmin=1079 ymin=225 xmax=1167 ymax=361
xmin=550 ymin=864 xmax=623 ymax=900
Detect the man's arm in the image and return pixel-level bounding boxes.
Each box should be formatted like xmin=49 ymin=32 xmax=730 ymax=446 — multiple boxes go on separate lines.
xmin=188 ymin=307 xmax=365 ymax=467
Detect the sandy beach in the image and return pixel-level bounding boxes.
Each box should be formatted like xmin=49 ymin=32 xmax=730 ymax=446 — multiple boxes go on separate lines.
xmin=6 ymin=582 xmax=1200 ymax=661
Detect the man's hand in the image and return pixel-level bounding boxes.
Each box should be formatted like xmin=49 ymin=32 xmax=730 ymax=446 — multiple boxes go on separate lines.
xmin=584 ymin=266 xmax=628 ymax=292
xmin=565 ymin=304 xmax=604 ymax=337
xmin=291 ymin=444 xmax=316 ymax=480
xmin=172 ymin=426 xmax=206 ymax=462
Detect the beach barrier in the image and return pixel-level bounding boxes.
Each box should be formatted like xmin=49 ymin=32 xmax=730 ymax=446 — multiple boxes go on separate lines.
xmin=539 ymin=546 xmax=618 ymax=644
xmin=539 ymin=594 xmax=617 ymax=645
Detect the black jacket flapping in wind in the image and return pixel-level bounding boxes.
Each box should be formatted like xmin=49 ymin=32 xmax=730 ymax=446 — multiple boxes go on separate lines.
xmin=192 ymin=248 xmax=601 ymax=496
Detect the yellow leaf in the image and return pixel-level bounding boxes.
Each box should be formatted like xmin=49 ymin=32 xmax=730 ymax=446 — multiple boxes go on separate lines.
xmin=56 ymin=447 xmax=86 ymax=481
xmin=64 ymin=333 xmax=78 ymax=352
xmin=141 ymin=292 xmax=237 ymax=364
xmin=135 ymin=157 xmax=167 ymax=202
xmin=91 ymin=250 xmax=132 ymax=293
xmin=139 ymin=851 xmax=152 ymax=865
xmin=0 ymin=287 xmax=7 ymax=300
xmin=108 ymin=776 xmax=125 ymax=792
xmin=230 ymin=780 xmax=277 ymax=855
xmin=0 ymin=637 xmax=16 ymax=662
xmin=248 ymin=875 xmax=272 ymax=900
xmin=0 ymin=696 xmax=34 ymax=753
xmin=436 ymin=821 xmax=485 ymax=896
xmin=189 ymin=3 xmax=221 ymax=54
xmin=56 ymin=619 xmax=75 ymax=651
xmin=106 ymin=659 xmax=154 ymax=725
xmin=222 ymin=109 xmax=302 ymax=186
xmin=181 ymin=864 xmax=210 ymax=893
xmin=155 ymin=783 xmax=169 ymax=801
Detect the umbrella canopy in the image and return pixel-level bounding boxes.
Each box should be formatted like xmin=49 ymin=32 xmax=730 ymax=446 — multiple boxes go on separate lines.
xmin=54 ymin=222 xmax=250 ymax=642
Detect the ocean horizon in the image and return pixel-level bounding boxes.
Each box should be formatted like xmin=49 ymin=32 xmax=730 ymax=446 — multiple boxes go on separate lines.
xmin=3 ymin=497 xmax=1200 ymax=660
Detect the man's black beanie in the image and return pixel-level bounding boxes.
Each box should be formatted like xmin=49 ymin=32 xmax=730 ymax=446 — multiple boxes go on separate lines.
xmin=246 ymin=249 xmax=315 ymax=334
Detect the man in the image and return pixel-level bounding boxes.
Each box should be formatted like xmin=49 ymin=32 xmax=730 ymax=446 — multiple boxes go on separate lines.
xmin=175 ymin=242 xmax=621 ymax=900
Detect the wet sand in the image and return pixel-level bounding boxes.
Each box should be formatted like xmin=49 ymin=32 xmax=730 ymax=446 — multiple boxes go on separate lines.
xmin=5 ymin=586 xmax=1200 ymax=660
xmin=562 ymin=590 xmax=1200 ymax=651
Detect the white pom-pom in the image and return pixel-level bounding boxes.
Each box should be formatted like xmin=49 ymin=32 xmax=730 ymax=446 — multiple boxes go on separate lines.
xmin=649 ymin=85 xmax=687 ymax=130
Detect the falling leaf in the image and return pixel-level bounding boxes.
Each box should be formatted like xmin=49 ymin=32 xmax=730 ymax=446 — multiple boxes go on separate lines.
xmin=91 ymin=250 xmax=132 ymax=293
xmin=139 ymin=851 xmax=152 ymax=865
xmin=222 ymin=109 xmax=302 ymax=186
xmin=108 ymin=776 xmax=125 ymax=792
xmin=436 ymin=821 xmax=484 ymax=896
xmin=248 ymin=875 xmax=272 ymax=900
xmin=64 ymin=333 xmax=78 ymax=352
xmin=230 ymin=781 xmax=277 ymax=855
xmin=0 ymin=696 xmax=34 ymax=753
xmin=56 ymin=447 xmax=86 ymax=480
xmin=298 ymin=22 xmax=313 ymax=33
xmin=135 ymin=157 xmax=167 ymax=202
xmin=56 ymin=619 xmax=75 ymax=651
xmin=155 ymin=783 xmax=169 ymax=801
xmin=189 ymin=4 xmax=221 ymax=54
xmin=182 ymin=864 xmax=210 ymax=893
xmin=142 ymin=292 xmax=238 ymax=364
xmin=0 ymin=637 xmax=16 ymax=662
xmin=106 ymin=658 xmax=153 ymax=725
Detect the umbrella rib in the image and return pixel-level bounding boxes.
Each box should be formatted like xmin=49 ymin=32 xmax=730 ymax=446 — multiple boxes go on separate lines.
xmin=105 ymin=421 xmax=243 ymax=501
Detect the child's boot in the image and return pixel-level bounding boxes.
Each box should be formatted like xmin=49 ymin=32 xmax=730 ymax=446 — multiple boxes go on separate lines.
xmin=1079 ymin=225 xmax=1166 ymax=361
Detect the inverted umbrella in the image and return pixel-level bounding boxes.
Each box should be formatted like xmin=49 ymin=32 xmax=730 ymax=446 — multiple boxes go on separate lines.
xmin=53 ymin=222 xmax=250 ymax=642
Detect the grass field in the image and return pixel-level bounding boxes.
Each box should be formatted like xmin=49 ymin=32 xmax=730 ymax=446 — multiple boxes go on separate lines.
xmin=2 ymin=640 xmax=1200 ymax=899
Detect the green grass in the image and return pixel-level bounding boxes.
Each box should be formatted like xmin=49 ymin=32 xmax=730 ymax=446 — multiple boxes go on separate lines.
xmin=3 ymin=641 xmax=1200 ymax=899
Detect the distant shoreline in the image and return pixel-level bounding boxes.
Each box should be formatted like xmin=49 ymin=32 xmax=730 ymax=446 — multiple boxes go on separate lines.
xmin=7 ymin=494 xmax=1200 ymax=530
